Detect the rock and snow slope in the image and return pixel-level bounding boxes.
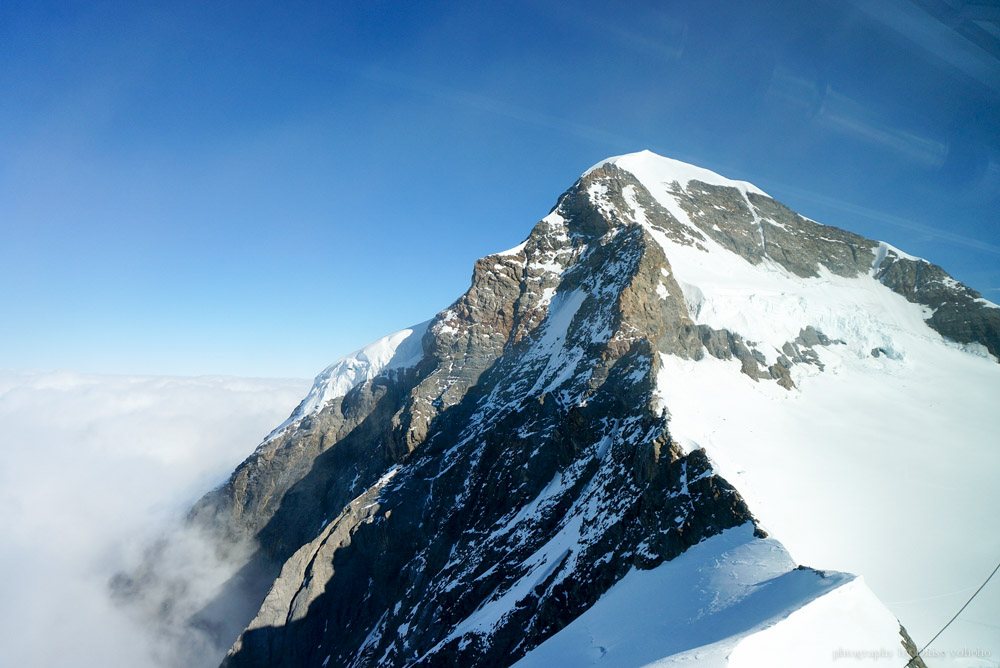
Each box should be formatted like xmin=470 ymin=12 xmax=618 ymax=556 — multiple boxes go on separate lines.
xmin=601 ymin=151 xmax=1000 ymax=666
xmin=146 ymin=151 xmax=998 ymax=667
xmin=514 ymin=525 xmax=904 ymax=668
xmin=263 ymin=322 xmax=429 ymax=443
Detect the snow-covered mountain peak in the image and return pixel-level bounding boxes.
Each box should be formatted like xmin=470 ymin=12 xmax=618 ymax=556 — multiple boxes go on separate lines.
xmin=138 ymin=153 xmax=997 ymax=668
xmin=587 ymin=149 xmax=769 ymax=198
xmin=571 ymin=151 xmax=999 ymax=371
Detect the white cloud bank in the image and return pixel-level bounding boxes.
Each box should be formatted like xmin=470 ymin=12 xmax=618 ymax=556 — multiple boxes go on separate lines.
xmin=0 ymin=370 xmax=309 ymax=668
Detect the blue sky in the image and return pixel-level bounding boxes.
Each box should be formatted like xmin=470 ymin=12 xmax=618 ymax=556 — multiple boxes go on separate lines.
xmin=2 ymin=0 xmax=998 ymax=378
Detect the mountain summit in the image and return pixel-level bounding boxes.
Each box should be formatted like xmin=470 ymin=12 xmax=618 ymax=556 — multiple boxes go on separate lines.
xmin=131 ymin=151 xmax=999 ymax=667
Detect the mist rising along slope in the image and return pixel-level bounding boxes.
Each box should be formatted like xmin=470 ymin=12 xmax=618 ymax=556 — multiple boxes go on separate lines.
xmin=148 ymin=150 xmax=997 ymax=667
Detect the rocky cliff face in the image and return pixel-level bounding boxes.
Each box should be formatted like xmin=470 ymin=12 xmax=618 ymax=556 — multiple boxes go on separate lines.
xmin=203 ymin=160 xmax=764 ymax=667
xmin=133 ymin=151 xmax=994 ymax=667
xmin=874 ymin=246 xmax=1000 ymax=359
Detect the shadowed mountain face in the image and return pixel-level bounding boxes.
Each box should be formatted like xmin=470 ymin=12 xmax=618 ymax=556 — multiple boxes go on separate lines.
xmin=133 ymin=151 xmax=993 ymax=667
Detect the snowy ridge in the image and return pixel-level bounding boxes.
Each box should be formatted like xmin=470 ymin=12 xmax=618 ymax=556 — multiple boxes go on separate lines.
xmin=871 ymin=240 xmax=923 ymax=274
xmin=494 ymin=240 xmax=528 ymax=257
xmin=588 ymin=150 xmax=769 ymax=198
xmin=515 ymin=524 xmax=903 ymax=668
xmin=264 ymin=321 xmax=429 ymax=442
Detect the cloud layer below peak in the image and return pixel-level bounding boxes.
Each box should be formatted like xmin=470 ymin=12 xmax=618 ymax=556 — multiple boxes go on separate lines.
xmin=0 ymin=370 xmax=309 ymax=668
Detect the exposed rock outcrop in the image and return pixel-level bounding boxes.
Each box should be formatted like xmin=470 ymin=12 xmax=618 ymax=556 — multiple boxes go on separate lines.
xmin=875 ymin=247 xmax=1000 ymax=359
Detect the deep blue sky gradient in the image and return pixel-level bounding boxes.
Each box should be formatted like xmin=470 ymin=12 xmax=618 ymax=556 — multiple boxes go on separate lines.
xmin=2 ymin=0 xmax=998 ymax=377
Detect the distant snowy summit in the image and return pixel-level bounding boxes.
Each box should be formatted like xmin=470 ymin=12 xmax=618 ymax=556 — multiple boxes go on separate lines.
xmin=135 ymin=150 xmax=1000 ymax=668
xmin=263 ymin=322 xmax=429 ymax=442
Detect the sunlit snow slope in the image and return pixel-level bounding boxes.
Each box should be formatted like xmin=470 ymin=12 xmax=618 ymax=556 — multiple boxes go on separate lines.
xmin=182 ymin=150 xmax=997 ymax=668
xmin=516 ymin=525 xmax=902 ymax=668
xmin=555 ymin=150 xmax=1000 ymax=666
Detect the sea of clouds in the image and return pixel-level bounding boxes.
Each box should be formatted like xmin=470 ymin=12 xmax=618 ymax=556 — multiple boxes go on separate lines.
xmin=0 ymin=370 xmax=310 ymax=668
